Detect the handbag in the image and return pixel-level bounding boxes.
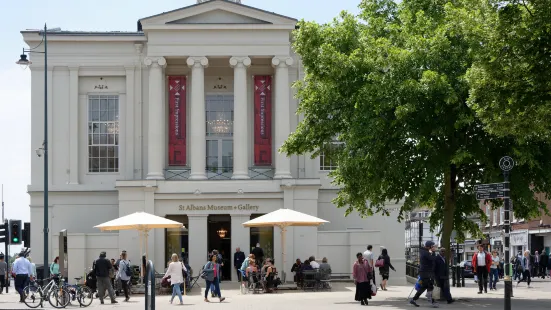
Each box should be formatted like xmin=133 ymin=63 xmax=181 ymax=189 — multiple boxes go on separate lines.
xmin=161 ymin=276 xmax=171 ymax=288
xmin=375 ymin=258 xmax=385 ymax=268
xmin=370 ymin=279 xmax=378 ymax=296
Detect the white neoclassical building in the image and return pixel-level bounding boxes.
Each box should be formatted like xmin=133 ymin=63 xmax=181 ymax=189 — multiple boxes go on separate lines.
xmin=23 ymin=0 xmax=405 ymax=283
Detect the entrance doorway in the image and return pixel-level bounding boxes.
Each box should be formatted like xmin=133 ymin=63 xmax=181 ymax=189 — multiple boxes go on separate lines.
xmin=208 ymin=215 xmax=231 ymax=280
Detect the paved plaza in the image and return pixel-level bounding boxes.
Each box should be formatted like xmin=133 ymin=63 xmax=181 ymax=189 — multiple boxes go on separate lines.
xmin=1 ymin=279 xmax=550 ymax=309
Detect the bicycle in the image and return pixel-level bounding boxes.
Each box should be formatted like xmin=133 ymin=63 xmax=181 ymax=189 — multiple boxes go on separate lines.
xmin=63 ymin=277 xmax=94 ymax=307
xmin=23 ymin=275 xmax=70 ymax=309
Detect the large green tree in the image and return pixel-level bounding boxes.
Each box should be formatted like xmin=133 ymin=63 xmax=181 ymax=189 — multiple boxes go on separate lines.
xmin=282 ymin=0 xmax=551 ymax=255
xmin=467 ymin=0 xmax=551 ymax=142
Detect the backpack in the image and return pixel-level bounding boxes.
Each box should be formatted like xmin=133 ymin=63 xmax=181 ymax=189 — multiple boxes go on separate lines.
xmin=122 ymin=261 xmax=132 ymax=277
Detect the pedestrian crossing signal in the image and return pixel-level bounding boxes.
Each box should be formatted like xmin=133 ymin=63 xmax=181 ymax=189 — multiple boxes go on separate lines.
xmin=9 ymin=220 xmax=22 ymax=245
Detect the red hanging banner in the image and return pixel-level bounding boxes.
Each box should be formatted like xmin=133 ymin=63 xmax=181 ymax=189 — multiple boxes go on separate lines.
xmin=253 ymin=75 xmax=273 ymax=166
xmin=168 ymin=76 xmax=187 ymax=166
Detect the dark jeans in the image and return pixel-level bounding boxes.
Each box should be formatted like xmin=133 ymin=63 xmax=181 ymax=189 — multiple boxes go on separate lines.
xmin=412 ymin=277 xmax=434 ymax=301
xmin=518 ymin=270 xmax=531 ymax=285
xmin=235 ymin=268 xmax=242 ymax=281
xmin=15 ymin=274 xmax=29 ymax=301
xmin=120 ymin=280 xmax=130 ymax=299
xmin=205 ymin=278 xmax=221 ymax=299
xmin=0 ymin=274 xmax=5 ymax=293
xmin=437 ymin=279 xmax=452 ymax=302
xmin=540 ymin=265 xmax=547 ymax=279
xmin=489 ymin=268 xmax=499 ymax=288
xmin=476 ymin=267 xmax=488 ymax=292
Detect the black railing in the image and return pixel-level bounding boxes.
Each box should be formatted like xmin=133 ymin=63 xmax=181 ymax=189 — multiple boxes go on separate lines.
xmin=164 ymin=167 xmax=276 ymax=180
xmin=406 ymin=262 xmax=465 ymax=288
xmin=406 ymin=262 xmax=419 ymax=278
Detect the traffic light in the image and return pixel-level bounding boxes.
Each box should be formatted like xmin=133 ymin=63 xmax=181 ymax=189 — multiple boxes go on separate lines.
xmin=9 ymin=220 xmax=22 ymax=245
xmin=23 ymin=222 xmax=30 ymax=247
xmin=0 ymin=220 xmax=7 ymax=244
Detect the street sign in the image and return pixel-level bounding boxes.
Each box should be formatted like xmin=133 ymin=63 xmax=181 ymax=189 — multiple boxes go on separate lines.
xmin=477 ymin=192 xmax=508 ymax=200
xmin=474 ymin=182 xmax=509 ymax=192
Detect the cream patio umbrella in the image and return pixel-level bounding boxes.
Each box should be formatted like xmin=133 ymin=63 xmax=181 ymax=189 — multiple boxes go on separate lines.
xmin=242 ymin=209 xmax=329 ymax=282
xmin=94 ymin=212 xmax=185 ymax=262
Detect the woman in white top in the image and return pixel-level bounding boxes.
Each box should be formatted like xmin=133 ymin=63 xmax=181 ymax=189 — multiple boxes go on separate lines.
xmin=489 ymin=251 xmax=499 ymax=290
xmin=163 ymin=254 xmax=187 ymax=305
xmin=116 ymin=252 xmax=132 ymax=302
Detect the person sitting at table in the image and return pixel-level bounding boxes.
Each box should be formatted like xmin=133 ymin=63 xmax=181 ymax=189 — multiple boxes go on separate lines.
xmin=265 ymin=258 xmax=280 ymax=293
xmin=291 ymin=258 xmax=303 ymax=284
xmin=246 ymin=260 xmax=259 ymax=287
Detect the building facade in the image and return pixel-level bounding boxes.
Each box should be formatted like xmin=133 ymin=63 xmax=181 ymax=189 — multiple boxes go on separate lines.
xmin=23 ymin=0 xmax=405 ymax=283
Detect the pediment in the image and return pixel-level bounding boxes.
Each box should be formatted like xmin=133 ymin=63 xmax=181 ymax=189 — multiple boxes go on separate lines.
xmin=139 ymin=0 xmax=297 ymax=30
xmin=168 ymin=9 xmax=270 ymax=24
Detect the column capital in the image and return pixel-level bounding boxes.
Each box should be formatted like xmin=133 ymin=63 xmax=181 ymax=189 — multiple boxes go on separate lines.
xmin=229 ymin=56 xmax=251 ymax=68
xmin=272 ymin=56 xmax=293 ymax=68
xmin=144 ymin=57 xmax=167 ymax=68
xmin=186 ymin=56 xmax=209 ymax=68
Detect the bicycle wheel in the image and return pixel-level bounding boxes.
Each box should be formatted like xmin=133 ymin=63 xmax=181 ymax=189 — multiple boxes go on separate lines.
xmin=48 ymin=287 xmax=71 ymax=308
xmin=23 ymin=285 xmax=43 ymax=309
xmin=78 ymin=286 xmax=94 ymax=307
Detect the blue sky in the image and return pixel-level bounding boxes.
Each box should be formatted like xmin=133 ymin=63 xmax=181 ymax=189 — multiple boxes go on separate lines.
xmin=0 ymin=0 xmax=362 ymax=254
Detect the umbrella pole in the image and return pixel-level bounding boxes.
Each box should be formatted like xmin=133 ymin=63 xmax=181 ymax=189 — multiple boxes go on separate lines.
xmin=281 ymin=225 xmax=287 ymax=283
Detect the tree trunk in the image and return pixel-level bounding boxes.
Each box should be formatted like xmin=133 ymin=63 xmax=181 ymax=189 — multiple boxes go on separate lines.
xmin=441 ymin=165 xmax=457 ymax=264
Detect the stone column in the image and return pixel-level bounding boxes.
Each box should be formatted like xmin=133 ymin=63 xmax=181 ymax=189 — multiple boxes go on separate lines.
xmin=186 ymin=57 xmax=209 ymax=180
xmin=230 ymin=56 xmax=251 ymax=179
xmin=188 ymin=214 xmax=208 ymax=272
xmin=230 ymin=214 xmax=251 ymax=281
xmin=272 ymin=56 xmax=293 ymax=179
xmin=144 ymin=57 xmax=167 ymax=179
xmin=68 ymin=66 xmax=79 ymax=184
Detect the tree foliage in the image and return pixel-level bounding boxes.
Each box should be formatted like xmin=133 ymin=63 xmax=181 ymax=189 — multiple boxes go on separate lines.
xmin=467 ymin=0 xmax=551 ymax=142
xmin=283 ymin=0 xmax=551 ymax=254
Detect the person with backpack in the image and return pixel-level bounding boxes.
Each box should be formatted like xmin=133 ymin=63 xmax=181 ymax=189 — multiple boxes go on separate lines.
xmin=376 ymin=248 xmax=395 ymax=291
xmin=116 ymin=251 xmax=132 ymax=302
xmin=203 ymin=254 xmax=225 ymax=303
xmin=409 ymin=241 xmax=438 ymax=308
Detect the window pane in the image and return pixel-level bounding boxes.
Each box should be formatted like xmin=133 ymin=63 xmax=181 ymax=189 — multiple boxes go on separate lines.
xmin=88 ymin=95 xmax=120 ymax=173
xmin=100 ymin=98 xmax=108 ymax=111
xmin=222 ymin=140 xmax=233 ymax=168
xmin=107 ymin=146 xmax=115 ymax=158
xmin=100 ymin=134 xmax=108 ymax=144
xmin=90 ymin=111 xmax=100 ymax=121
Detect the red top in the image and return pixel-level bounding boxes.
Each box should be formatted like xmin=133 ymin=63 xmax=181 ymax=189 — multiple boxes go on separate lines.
xmin=471 ymin=251 xmax=492 ymax=273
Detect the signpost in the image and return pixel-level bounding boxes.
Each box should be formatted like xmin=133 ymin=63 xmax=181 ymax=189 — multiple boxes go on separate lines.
xmin=475 ymin=156 xmax=514 ymax=310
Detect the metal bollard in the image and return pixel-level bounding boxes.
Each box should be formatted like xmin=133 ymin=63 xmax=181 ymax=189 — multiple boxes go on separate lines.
xmin=461 ymin=267 xmax=465 ymax=287
xmin=452 ymin=267 xmax=456 ymax=287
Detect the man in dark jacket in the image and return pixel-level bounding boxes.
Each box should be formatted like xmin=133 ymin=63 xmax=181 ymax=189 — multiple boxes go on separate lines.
xmin=410 ymin=241 xmax=438 ymax=308
xmin=252 ymin=243 xmax=264 ymax=265
xmin=435 ymin=248 xmax=454 ymax=304
xmin=94 ymin=251 xmax=117 ymax=304
xmin=539 ymin=250 xmax=547 ymax=279
xmin=233 ymin=247 xmax=245 ymax=281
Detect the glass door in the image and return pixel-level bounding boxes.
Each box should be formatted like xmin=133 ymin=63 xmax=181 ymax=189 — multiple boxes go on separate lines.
xmin=206 ymin=94 xmax=234 ymax=179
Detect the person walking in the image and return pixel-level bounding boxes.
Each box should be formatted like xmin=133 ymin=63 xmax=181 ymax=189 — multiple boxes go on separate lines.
xmin=539 ymin=250 xmax=548 ymax=279
xmin=409 ymin=241 xmax=438 ymax=308
xmin=94 ymin=251 xmax=117 ymax=304
xmin=353 ymin=252 xmax=372 ymax=306
xmin=434 ymin=248 xmax=454 ymax=304
xmin=363 ymin=245 xmax=374 ymax=268
xmin=517 ymin=250 xmax=532 ymax=287
xmin=203 ymin=254 xmax=225 ymax=303
xmin=377 ymin=248 xmax=395 ymax=291
xmin=471 ymin=244 xmax=491 ymax=294
xmin=0 ymin=254 xmax=7 ymax=294
xmin=116 ymin=251 xmax=132 ymax=302
xmin=489 ymin=251 xmax=500 ymax=290
xmin=233 ymin=247 xmax=245 ymax=282
xmin=12 ymin=251 xmax=33 ymax=302
xmin=164 ymin=253 xmax=187 ymax=305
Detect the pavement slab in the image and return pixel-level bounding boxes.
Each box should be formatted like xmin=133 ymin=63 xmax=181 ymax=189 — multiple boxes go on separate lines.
xmin=0 ymin=278 xmax=550 ymax=309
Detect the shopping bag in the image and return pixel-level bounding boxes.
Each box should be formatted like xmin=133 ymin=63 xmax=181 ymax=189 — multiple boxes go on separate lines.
xmin=432 ymin=285 xmax=441 ymax=300
xmin=371 ymin=279 xmax=378 ymax=296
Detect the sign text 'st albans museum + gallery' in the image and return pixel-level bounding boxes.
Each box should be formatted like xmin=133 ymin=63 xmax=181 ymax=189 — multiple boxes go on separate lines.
xmin=23 ymin=0 xmax=405 ymax=283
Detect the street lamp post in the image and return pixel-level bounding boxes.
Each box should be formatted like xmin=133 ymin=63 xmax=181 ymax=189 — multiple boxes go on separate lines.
xmin=499 ymin=156 xmax=514 ymax=310
xmin=17 ymin=24 xmax=54 ymax=281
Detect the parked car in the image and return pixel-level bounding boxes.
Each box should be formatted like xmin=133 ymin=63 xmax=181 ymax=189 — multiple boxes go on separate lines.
xmin=460 ymin=260 xmax=474 ymax=278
